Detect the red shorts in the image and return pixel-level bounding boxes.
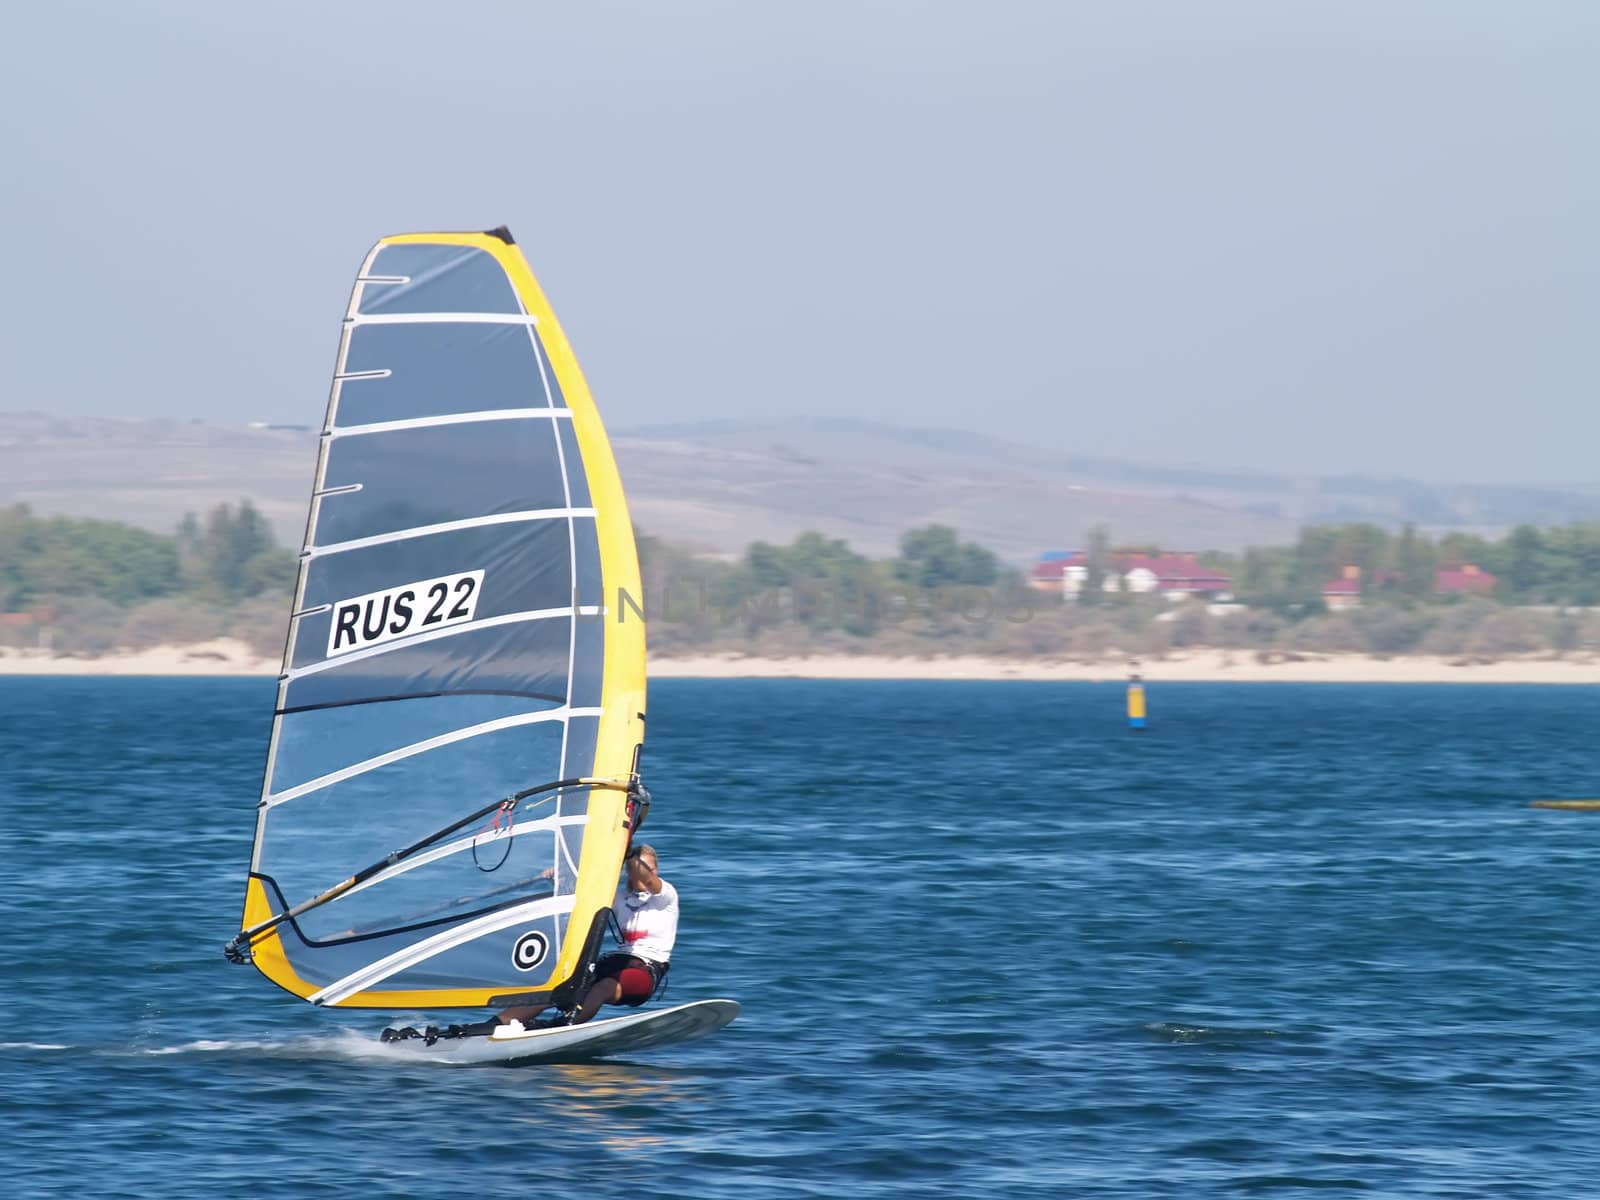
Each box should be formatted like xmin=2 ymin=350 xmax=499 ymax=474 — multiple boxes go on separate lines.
xmin=595 ymin=953 xmax=662 ymax=1006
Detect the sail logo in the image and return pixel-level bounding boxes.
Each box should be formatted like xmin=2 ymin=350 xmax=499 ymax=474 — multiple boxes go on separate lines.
xmin=325 ymin=570 xmax=486 ymax=657
xmin=512 ymin=931 xmax=549 ymax=971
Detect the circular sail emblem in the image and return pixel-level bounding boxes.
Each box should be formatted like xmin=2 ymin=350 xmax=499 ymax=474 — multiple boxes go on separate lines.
xmin=512 ymin=931 xmax=549 ymax=971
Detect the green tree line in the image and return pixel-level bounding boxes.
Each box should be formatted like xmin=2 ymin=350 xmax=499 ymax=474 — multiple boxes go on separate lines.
xmin=9 ymin=505 xmax=1600 ymax=662
xmin=640 ymin=524 xmax=1009 ymax=644
xmin=0 ymin=501 xmax=296 ymax=655
xmin=1204 ymin=521 xmax=1600 ymax=614
xmin=637 ymin=519 xmax=1600 ymax=661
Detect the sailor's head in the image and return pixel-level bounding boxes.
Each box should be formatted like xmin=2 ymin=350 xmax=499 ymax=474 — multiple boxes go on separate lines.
xmin=626 ymin=843 xmax=658 ymax=883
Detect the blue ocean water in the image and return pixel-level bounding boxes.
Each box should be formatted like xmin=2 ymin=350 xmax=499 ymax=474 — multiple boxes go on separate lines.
xmin=2 ymin=676 xmax=1597 ymax=1198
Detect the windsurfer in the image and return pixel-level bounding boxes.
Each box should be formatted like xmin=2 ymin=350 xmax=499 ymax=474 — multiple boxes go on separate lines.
xmin=498 ymin=842 xmax=678 ymax=1029
xmin=382 ymin=846 xmax=677 ymax=1044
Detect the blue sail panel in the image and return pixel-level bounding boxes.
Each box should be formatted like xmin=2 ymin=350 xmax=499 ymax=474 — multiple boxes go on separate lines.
xmin=356 ymin=244 xmax=521 ymax=314
xmin=338 ymin=322 xmax=560 ymax=425
xmin=315 ymin=419 xmax=576 ymax=547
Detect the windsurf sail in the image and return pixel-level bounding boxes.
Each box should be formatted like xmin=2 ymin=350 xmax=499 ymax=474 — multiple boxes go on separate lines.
xmin=228 ymin=227 xmax=646 ymax=1011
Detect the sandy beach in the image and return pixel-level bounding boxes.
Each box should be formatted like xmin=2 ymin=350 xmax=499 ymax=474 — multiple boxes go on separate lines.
xmin=0 ymin=639 xmax=282 ymax=677
xmin=3 ymin=642 xmax=1599 ymax=684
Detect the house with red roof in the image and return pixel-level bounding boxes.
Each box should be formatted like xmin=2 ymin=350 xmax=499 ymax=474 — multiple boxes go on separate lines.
xmin=1028 ymin=554 xmax=1078 ymax=592
xmin=0 ymin=606 xmax=51 ymax=628
xmin=1323 ymin=565 xmax=1363 ymax=611
xmin=1031 ymin=551 xmax=1231 ymax=601
xmin=1434 ymin=563 xmax=1497 ymax=596
xmin=0 ymin=608 xmax=52 ymax=649
xmin=1321 ymin=562 xmax=1498 ymax=608
xmin=1118 ymin=553 xmax=1232 ymax=600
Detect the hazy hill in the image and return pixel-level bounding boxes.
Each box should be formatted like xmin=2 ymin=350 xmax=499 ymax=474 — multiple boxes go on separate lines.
xmin=4 ymin=412 xmax=1599 ymax=562
xmin=0 ymin=414 xmax=318 ymax=548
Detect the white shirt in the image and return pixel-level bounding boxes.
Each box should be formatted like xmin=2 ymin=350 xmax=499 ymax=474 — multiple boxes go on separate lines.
xmin=612 ymin=878 xmax=678 ymax=965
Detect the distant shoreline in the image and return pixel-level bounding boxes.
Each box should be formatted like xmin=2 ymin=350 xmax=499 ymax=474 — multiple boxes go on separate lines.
xmin=2 ymin=642 xmax=1598 ymax=684
xmin=650 ymin=652 xmax=1600 ymax=684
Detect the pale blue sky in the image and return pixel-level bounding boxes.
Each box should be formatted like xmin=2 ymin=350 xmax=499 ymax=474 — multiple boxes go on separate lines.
xmin=1 ymin=1 xmax=1594 ymax=484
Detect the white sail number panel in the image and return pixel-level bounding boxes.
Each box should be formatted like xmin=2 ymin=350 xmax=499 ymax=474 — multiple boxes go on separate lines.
xmin=327 ymin=570 xmax=486 ymax=657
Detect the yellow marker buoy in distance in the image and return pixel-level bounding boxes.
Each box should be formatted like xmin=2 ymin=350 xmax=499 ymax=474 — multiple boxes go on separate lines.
xmin=1127 ymin=661 xmax=1146 ymax=730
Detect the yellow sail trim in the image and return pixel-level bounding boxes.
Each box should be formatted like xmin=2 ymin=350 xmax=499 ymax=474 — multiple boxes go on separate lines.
xmin=382 ymin=231 xmax=647 ymax=998
xmin=245 ymin=877 xmax=555 ymax=1008
xmin=241 ymin=876 xmax=318 ymax=998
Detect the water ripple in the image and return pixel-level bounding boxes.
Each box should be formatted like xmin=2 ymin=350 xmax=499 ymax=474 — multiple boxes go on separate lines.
xmin=2 ymin=678 xmax=1599 ymax=1197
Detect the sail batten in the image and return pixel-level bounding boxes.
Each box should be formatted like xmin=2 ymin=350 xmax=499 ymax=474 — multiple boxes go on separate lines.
xmin=307 ymin=507 xmax=596 ymax=557
xmin=331 ymin=409 xmax=574 ymax=438
xmin=348 ymin=312 xmax=541 ymax=326
xmin=236 ymin=230 xmax=645 ymax=1008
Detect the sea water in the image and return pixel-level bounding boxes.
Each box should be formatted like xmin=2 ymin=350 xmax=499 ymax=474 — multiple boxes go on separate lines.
xmin=1 ymin=676 xmax=1597 ymax=1198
